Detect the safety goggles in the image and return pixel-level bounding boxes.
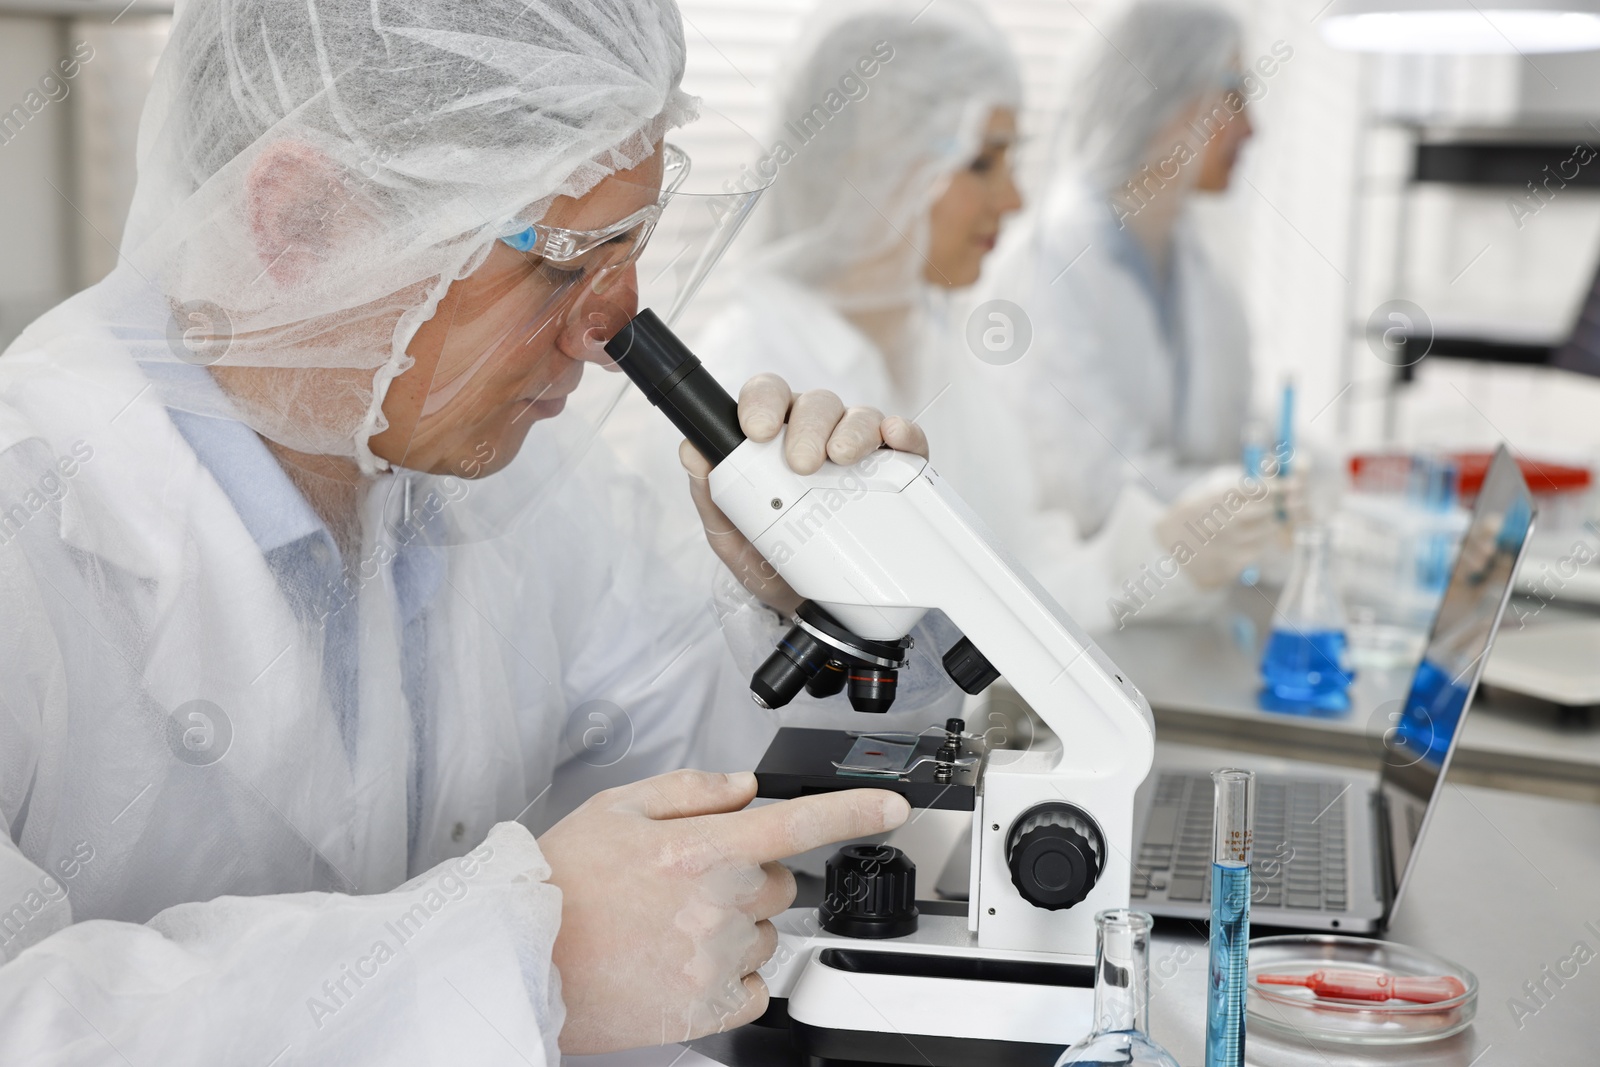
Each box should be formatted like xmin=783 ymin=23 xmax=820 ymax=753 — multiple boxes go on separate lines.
xmin=499 ymin=143 xmax=691 ymax=280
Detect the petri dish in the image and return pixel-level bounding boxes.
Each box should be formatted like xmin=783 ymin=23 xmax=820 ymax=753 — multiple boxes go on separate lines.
xmin=1246 ymin=935 xmax=1478 ymax=1045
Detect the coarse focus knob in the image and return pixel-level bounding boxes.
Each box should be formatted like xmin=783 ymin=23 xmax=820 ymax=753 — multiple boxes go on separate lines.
xmin=942 ymin=636 xmax=1000 ymax=695
xmin=1005 ymin=804 xmax=1105 ymax=911
xmin=819 ymin=844 xmax=919 ymax=939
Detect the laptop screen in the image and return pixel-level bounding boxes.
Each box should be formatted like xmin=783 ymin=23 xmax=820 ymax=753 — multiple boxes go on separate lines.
xmin=1379 ymin=446 xmax=1534 ymax=904
xmin=1553 ymin=255 xmax=1600 ymax=378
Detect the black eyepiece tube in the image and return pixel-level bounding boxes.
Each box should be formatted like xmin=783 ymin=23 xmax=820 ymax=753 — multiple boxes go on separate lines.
xmin=604 ymin=308 xmax=746 ymax=466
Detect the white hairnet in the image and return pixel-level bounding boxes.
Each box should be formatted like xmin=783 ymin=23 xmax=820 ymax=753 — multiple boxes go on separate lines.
xmin=114 ymin=0 xmax=695 ymax=472
xmin=1055 ymin=0 xmax=1242 ymax=195
xmin=750 ymin=0 xmax=1021 ymax=312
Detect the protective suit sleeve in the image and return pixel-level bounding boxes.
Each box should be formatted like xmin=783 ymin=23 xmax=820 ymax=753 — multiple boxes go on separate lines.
xmin=1009 ymin=295 xmax=1195 ymax=536
xmin=0 ymin=822 xmax=566 ymax=1067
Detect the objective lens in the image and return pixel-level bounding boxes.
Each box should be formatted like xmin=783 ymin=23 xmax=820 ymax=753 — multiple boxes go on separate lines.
xmin=751 ymin=625 xmax=829 ymax=709
xmin=805 ymin=659 xmax=849 ymax=698
xmin=847 ymin=667 xmax=898 ymax=714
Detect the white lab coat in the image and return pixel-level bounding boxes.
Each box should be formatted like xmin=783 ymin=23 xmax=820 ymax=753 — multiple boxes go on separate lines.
xmin=979 ymin=181 xmax=1253 ymax=538
xmin=688 ymin=273 xmax=1213 ymax=632
xmin=0 ymin=295 xmax=965 ymax=1065
xmin=0 ymin=301 xmax=767 ymax=1064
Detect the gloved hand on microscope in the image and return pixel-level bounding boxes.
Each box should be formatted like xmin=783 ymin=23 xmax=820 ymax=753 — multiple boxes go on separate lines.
xmin=544 ymin=375 xmax=929 ymax=1052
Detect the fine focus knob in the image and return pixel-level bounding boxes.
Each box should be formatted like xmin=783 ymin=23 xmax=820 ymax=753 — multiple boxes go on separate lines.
xmin=1006 ymin=804 xmax=1105 ymax=911
xmin=819 ymin=844 xmax=919 ymax=939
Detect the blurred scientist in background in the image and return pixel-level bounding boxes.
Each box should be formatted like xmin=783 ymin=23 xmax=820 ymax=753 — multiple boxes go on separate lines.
xmin=692 ymin=0 xmax=1020 ymax=415
xmin=600 ymin=0 xmax=1019 ymax=575
xmin=668 ymin=0 xmax=1279 ymax=630
xmin=979 ymin=0 xmax=1268 ymax=541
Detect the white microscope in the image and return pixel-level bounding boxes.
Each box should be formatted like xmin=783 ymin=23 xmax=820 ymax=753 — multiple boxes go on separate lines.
xmin=607 ymin=310 xmax=1155 ymax=1066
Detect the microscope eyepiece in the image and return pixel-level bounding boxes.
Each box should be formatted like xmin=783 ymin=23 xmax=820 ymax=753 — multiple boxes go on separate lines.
xmin=604 ymin=309 xmax=745 ymax=465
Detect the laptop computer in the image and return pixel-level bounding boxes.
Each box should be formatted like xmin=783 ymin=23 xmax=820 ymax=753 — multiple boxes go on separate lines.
xmin=1134 ymin=445 xmax=1535 ymax=933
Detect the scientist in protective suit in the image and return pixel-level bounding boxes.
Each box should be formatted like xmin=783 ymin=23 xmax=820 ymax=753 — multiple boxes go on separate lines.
xmin=0 ymin=1 xmax=947 ymax=1061
xmin=978 ymin=0 xmax=1272 ymax=553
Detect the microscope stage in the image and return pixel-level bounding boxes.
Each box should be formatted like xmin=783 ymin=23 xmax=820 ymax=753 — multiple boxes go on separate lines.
xmin=754 ymin=727 xmax=977 ymax=810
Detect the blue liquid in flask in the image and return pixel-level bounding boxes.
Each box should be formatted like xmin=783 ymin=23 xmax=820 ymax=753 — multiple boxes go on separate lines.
xmin=1205 ymin=862 xmax=1251 ymax=1067
xmin=1259 ymin=628 xmax=1352 ymax=714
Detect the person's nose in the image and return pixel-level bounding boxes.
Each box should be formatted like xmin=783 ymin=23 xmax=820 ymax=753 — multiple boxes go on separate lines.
xmin=567 ymin=264 xmax=640 ymax=369
xmin=996 ymin=165 xmax=1024 ymax=216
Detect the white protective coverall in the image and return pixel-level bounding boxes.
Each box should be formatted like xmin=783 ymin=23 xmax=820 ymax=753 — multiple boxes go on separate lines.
xmin=974 ymin=0 xmax=1254 ymax=540
xmin=977 ymin=185 xmax=1252 ymax=540
xmin=0 ymin=2 xmax=953 ymax=1063
xmin=642 ymin=0 xmax=1206 ymax=631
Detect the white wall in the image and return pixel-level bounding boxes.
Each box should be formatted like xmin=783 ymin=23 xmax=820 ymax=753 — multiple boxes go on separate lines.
xmin=0 ymin=14 xmax=169 ymax=349
xmin=72 ymin=17 xmax=170 ymax=286
xmin=0 ymin=16 xmax=72 ymax=347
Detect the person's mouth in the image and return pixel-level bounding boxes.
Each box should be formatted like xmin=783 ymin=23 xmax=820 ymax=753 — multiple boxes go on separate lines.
xmin=511 ymin=365 xmax=585 ymax=422
xmin=975 ymin=233 xmax=998 ymax=251
xmin=518 ymin=381 xmax=577 ymax=408
xmin=510 ymin=389 xmax=571 ymax=426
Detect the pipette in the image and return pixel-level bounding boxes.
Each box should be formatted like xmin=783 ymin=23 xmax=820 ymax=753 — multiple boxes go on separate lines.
xmin=1274 ymin=379 xmax=1294 ymax=522
xmin=1257 ymin=969 xmax=1466 ymax=1004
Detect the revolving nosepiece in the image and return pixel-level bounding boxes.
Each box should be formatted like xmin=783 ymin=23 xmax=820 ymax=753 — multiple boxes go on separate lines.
xmin=752 ymin=602 xmax=911 ymax=714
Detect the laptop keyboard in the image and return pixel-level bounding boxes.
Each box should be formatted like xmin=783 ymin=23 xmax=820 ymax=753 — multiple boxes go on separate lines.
xmin=1132 ymin=772 xmax=1349 ymax=912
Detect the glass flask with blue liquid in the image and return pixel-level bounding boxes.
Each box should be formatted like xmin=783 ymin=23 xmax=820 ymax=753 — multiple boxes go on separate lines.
xmin=1260 ymin=525 xmax=1355 ymax=714
xmin=1054 ymin=909 xmax=1180 ymax=1067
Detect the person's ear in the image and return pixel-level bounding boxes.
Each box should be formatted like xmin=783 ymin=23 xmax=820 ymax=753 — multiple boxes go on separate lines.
xmin=243 ymin=141 xmax=367 ymax=286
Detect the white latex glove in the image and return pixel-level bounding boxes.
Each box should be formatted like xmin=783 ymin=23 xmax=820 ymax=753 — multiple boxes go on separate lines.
xmin=540 ymin=769 xmax=910 ymax=1052
xmin=681 ymin=374 xmax=928 ymax=615
xmin=1154 ymin=466 xmax=1302 ymax=589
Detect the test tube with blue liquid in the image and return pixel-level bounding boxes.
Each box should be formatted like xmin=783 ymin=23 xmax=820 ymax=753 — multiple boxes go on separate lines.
xmin=1206 ymin=768 xmax=1255 ymax=1067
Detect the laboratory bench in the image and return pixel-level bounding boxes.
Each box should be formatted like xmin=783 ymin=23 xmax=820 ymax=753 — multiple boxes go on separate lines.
xmin=672 ymin=744 xmax=1600 ymax=1067
xmin=1093 ymin=594 xmax=1600 ymax=804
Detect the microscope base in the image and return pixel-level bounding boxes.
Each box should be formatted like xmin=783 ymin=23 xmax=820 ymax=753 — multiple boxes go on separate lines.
xmin=759 ymin=909 xmax=1095 ymax=1065
xmin=788 ymin=1017 xmax=1066 ymax=1067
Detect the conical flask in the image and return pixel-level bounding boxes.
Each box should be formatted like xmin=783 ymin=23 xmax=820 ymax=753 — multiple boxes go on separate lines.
xmin=1260 ymin=524 xmax=1354 ymax=713
xmin=1054 ymin=909 xmax=1181 ymax=1067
